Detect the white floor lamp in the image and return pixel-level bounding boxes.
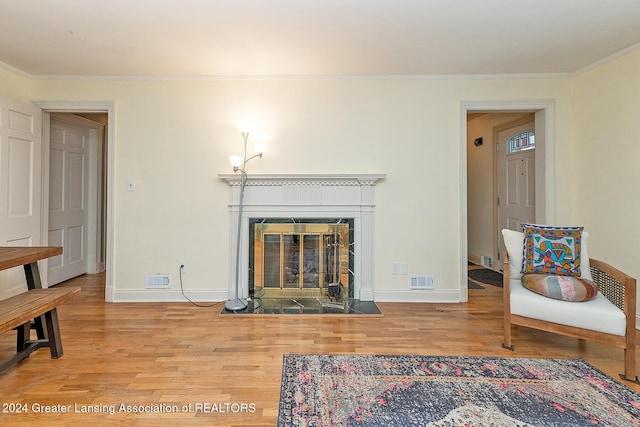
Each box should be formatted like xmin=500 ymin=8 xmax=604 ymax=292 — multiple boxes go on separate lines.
xmin=225 ymin=120 xmax=264 ymax=311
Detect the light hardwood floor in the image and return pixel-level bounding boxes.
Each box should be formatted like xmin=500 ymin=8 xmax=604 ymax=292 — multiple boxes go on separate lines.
xmin=1 ymin=272 xmax=638 ymax=426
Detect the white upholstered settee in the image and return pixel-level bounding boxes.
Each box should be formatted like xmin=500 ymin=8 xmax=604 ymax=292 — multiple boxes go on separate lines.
xmin=502 ymin=229 xmax=638 ymax=383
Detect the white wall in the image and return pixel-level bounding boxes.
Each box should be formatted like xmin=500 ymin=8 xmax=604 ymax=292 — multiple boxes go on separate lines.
xmin=1 ymin=69 xmax=579 ymax=302
xmin=571 ymin=49 xmax=640 ymax=284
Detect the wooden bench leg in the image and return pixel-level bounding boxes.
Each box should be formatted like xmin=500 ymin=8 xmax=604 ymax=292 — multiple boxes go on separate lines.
xmin=16 ymin=323 xmax=30 ymax=352
xmin=33 ymin=316 xmax=47 ymax=340
xmin=3 ymin=321 xmax=49 ymax=372
xmin=43 ymin=308 xmax=63 ymax=359
xmin=14 ymin=310 xmax=64 ymax=360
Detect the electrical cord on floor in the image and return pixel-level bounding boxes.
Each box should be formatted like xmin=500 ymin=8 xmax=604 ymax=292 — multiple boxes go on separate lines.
xmin=178 ymin=265 xmax=223 ymax=308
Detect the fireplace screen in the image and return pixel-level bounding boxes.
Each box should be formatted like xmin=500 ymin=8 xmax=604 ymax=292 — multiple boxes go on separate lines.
xmin=249 ymin=219 xmax=353 ymax=298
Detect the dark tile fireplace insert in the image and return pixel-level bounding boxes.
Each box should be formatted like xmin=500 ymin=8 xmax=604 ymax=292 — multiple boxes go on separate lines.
xmin=222 ymin=217 xmax=382 ymax=314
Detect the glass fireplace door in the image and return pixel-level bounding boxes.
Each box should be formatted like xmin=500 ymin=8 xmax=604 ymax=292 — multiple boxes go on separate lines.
xmin=264 ymin=233 xmax=322 ymax=289
xmin=251 ymin=219 xmax=352 ymax=298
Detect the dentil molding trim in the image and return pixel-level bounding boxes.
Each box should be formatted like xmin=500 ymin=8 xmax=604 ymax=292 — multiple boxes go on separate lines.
xmin=219 ymin=173 xmax=385 ymax=187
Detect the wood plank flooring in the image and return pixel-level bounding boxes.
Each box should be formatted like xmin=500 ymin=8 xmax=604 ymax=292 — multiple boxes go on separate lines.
xmin=1 ymin=272 xmax=638 ymax=426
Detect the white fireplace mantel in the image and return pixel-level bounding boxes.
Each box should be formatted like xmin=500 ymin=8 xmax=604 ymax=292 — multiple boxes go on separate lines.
xmin=219 ymin=173 xmax=385 ymax=186
xmin=219 ymin=173 xmax=385 ymax=301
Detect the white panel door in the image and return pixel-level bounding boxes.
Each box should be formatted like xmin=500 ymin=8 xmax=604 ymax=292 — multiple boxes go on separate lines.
xmin=0 ymin=96 xmax=44 ymax=300
xmin=48 ymin=118 xmax=89 ymax=284
xmin=497 ymin=122 xmax=535 ymax=257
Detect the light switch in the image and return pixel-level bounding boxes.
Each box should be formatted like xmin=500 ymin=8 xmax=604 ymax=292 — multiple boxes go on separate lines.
xmin=127 ymin=178 xmax=136 ymax=192
xmin=399 ymin=262 xmax=409 ymax=275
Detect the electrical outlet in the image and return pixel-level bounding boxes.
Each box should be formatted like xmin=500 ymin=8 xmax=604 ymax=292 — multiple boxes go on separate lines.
xmin=180 ymin=262 xmax=187 ymax=274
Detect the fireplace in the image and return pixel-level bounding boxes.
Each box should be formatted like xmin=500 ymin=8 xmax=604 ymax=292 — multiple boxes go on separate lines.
xmin=219 ymin=174 xmax=385 ymax=302
xmin=249 ymin=218 xmax=354 ymax=299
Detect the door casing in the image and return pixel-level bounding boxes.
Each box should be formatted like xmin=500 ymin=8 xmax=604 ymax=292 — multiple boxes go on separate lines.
xmin=36 ymin=101 xmax=116 ymax=302
xmin=461 ymin=100 xmax=554 ymax=302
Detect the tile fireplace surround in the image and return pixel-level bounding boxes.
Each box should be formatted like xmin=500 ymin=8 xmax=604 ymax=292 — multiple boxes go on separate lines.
xmin=219 ymin=174 xmax=385 ymax=303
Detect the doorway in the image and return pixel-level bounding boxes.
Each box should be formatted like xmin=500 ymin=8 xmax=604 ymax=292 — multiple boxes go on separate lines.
xmin=461 ymin=100 xmax=555 ymax=302
xmin=47 ymin=113 xmax=107 ymax=285
xmin=36 ymin=101 xmax=115 ymax=302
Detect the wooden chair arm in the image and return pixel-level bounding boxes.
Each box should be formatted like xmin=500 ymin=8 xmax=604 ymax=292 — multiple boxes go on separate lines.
xmin=501 ymin=251 xmax=511 ymax=285
xmin=589 ymin=258 xmax=636 ymax=317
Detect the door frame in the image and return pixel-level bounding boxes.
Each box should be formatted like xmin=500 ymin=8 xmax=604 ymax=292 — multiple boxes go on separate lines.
xmin=35 ymin=100 xmax=116 ymax=302
xmin=460 ymin=99 xmax=555 ymax=302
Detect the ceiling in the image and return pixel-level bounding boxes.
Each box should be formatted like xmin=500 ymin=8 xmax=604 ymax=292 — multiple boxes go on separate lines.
xmin=1 ymin=0 xmax=640 ymax=78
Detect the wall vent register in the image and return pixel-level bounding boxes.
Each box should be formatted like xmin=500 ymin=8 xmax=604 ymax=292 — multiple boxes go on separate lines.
xmin=145 ymin=274 xmax=171 ymax=289
xmin=409 ymin=274 xmax=435 ymax=290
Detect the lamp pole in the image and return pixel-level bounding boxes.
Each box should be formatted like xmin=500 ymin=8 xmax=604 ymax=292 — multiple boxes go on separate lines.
xmin=225 ymin=128 xmax=262 ymax=312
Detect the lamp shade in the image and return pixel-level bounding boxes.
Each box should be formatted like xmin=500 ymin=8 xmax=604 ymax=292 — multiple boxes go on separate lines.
xmin=253 ymin=143 xmax=267 ymax=155
xmin=229 ymin=155 xmax=243 ymax=168
xmin=235 ymin=120 xmax=255 ymax=134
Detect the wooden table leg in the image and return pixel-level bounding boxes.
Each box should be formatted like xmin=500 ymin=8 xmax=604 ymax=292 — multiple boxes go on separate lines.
xmin=23 ymin=261 xmax=43 ymax=290
xmin=22 ymin=261 xmax=47 ymax=338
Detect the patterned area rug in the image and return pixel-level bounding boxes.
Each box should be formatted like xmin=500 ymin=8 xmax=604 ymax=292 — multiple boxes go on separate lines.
xmin=278 ymin=354 xmax=640 ymax=426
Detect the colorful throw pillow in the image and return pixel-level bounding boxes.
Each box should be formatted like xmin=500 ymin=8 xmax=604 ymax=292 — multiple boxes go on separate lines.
xmin=521 ymin=274 xmax=598 ymax=302
xmin=521 ymin=224 xmax=583 ymax=276
xmin=502 ymin=229 xmax=593 ymax=281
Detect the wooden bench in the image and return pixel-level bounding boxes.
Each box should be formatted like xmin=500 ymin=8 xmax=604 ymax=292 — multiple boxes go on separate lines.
xmin=0 ymin=286 xmax=79 ymax=370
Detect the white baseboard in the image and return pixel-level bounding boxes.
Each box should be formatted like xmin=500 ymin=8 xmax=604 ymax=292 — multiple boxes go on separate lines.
xmin=112 ymin=289 xmax=462 ymax=304
xmin=359 ymin=288 xmax=375 ymax=301
xmin=373 ymin=289 xmax=462 ymax=303
xmin=112 ymin=289 xmax=228 ymax=303
xmin=469 ymin=253 xmax=495 ymax=268
xmin=468 ymin=254 xmax=482 ymax=265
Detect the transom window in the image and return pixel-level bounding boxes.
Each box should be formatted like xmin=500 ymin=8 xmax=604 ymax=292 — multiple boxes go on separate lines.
xmin=507 ymin=131 xmax=535 ymax=154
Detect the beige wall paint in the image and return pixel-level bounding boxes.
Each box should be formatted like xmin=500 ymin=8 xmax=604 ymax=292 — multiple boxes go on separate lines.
xmin=0 ymin=66 xmax=583 ymax=301
xmin=0 ymin=67 xmax=31 ymax=102
xmin=571 ymin=49 xmax=640 ymax=283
